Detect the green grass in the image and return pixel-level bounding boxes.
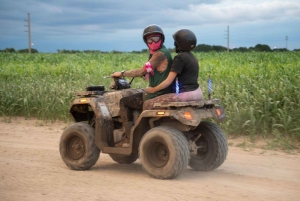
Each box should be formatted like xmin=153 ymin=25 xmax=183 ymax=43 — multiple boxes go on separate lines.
xmin=1 ymin=52 xmax=299 ymax=149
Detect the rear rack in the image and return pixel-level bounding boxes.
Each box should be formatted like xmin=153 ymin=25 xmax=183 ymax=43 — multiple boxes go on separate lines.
xmin=152 ymin=99 xmax=220 ymax=108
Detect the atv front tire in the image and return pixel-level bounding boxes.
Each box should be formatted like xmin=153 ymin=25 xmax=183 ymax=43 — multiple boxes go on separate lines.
xmin=59 ymin=122 xmax=100 ymax=170
xmin=139 ymin=126 xmax=189 ymax=179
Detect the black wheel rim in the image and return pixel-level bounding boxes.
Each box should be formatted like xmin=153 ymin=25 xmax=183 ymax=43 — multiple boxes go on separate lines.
xmin=147 ymin=141 xmax=169 ymax=168
xmin=195 ymin=136 xmax=208 ymax=159
xmin=66 ymin=134 xmax=85 ymax=160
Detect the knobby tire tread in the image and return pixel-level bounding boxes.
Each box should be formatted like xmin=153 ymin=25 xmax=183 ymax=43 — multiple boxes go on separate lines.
xmin=139 ymin=126 xmax=189 ymax=179
xmin=59 ymin=122 xmax=100 ymax=170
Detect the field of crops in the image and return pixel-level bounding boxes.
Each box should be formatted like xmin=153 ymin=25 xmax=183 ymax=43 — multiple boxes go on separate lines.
xmin=1 ymin=52 xmax=299 ymax=148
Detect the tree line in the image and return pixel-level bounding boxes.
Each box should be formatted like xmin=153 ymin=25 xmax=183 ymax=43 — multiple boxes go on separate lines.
xmin=1 ymin=44 xmax=300 ymax=53
xmin=192 ymin=44 xmax=300 ymax=52
xmin=0 ymin=48 xmax=39 ymax=53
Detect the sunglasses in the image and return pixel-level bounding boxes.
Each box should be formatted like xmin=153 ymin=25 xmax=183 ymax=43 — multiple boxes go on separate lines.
xmin=146 ymin=36 xmax=161 ymax=44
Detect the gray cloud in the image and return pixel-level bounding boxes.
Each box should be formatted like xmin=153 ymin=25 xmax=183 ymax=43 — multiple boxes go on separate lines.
xmin=0 ymin=0 xmax=299 ymax=51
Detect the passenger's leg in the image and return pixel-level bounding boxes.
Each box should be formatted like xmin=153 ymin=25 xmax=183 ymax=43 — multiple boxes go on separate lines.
xmin=143 ymin=87 xmax=203 ymax=110
xmin=179 ymin=87 xmax=203 ymax=102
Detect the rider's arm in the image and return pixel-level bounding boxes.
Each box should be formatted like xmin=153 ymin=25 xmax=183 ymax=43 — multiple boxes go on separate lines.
xmin=148 ymin=52 xmax=168 ymax=72
xmin=111 ymin=67 xmax=145 ymax=78
xmin=110 ymin=51 xmax=168 ymax=78
xmin=122 ymin=67 xmax=145 ymax=77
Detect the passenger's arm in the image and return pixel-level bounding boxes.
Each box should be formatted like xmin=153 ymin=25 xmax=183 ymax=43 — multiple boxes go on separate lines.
xmin=146 ymin=71 xmax=177 ymax=94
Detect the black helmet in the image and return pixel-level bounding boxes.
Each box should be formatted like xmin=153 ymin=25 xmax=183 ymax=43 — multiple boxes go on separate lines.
xmin=143 ymin=24 xmax=165 ymax=44
xmin=173 ymin=29 xmax=197 ymax=51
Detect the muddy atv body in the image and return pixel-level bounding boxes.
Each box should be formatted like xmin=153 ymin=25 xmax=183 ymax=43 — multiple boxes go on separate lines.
xmin=59 ymin=78 xmax=228 ymax=179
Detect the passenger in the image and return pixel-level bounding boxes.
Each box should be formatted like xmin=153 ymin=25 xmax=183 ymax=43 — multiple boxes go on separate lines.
xmin=111 ymin=24 xmax=173 ymax=141
xmin=144 ymin=29 xmax=203 ymax=110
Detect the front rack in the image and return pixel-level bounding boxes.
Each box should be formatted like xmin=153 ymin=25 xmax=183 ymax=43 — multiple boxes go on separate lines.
xmin=75 ymin=91 xmax=106 ymax=96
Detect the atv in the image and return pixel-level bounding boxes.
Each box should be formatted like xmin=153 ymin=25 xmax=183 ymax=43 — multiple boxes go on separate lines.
xmin=59 ymin=77 xmax=228 ymax=179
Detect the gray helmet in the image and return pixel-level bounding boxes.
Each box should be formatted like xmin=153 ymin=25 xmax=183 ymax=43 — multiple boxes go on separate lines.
xmin=143 ymin=24 xmax=165 ymax=44
xmin=173 ymin=29 xmax=197 ymax=51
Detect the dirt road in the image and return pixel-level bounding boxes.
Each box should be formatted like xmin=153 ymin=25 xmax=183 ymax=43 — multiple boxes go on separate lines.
xmin=0 ymin=117 xmax=299 ymax=201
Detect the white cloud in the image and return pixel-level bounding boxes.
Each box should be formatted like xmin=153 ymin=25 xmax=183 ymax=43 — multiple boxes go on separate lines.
xmin=163 ymin=0 xmax=300 ymax=25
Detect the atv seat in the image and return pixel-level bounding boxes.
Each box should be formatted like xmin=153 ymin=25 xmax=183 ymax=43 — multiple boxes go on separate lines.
xmin=152 ymin=99 xmax=221 ymax=109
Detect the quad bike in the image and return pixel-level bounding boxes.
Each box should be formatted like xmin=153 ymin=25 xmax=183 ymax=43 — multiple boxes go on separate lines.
xmin=59 ymin=77 xmax=228 ymax=179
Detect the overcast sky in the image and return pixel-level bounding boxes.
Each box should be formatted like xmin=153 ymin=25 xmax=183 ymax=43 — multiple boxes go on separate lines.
xmin=1 ymin=0 xmax=300 ymax=52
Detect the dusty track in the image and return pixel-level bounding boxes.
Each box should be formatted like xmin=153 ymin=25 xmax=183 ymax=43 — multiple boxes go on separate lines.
xmin=0 ymin=117 xmax=299 ymax=201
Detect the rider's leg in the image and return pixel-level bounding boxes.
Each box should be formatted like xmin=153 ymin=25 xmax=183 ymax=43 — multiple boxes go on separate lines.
xmin=119 ymin=92 xmax=143 ymax=139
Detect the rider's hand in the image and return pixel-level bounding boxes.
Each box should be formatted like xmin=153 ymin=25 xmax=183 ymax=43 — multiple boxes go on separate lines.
xmin=145 ymin=87 xmax=156 ymax=94
xmin=110 ymin=72 xmax=122 ymax=78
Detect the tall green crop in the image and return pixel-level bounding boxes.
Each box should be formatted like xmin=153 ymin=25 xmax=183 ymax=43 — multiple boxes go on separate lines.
xmin=195 ymin=52 xmax=300 ymax=141
xmin=0 ymin=53 xmax=148 ymax=121
xmin=0 ymin=52 xmax=299 ymax=142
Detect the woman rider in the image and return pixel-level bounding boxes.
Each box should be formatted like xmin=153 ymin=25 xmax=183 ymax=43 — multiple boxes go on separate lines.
xmin=110 ymin=24 xmax=173 ymax=144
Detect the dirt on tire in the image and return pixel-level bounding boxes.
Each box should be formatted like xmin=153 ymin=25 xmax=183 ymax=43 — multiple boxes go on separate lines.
xmin=0 ymin=117 xmax=299 ymax=201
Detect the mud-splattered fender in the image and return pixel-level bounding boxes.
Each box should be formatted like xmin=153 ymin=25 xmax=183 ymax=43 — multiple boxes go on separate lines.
xmin=70 ymin=97 xmax=114 ymax=148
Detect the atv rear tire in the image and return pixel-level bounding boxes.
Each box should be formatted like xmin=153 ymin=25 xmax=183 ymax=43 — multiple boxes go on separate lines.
xmin=59 ymin=122 xmax=100 ymax=170
xmin=109 ymin=153 xmax=138 ymax=164
xmin=139 ymin=126 xmax=189 ymax=179
xmin=189 ymin=121 xmax=227 ymax=171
